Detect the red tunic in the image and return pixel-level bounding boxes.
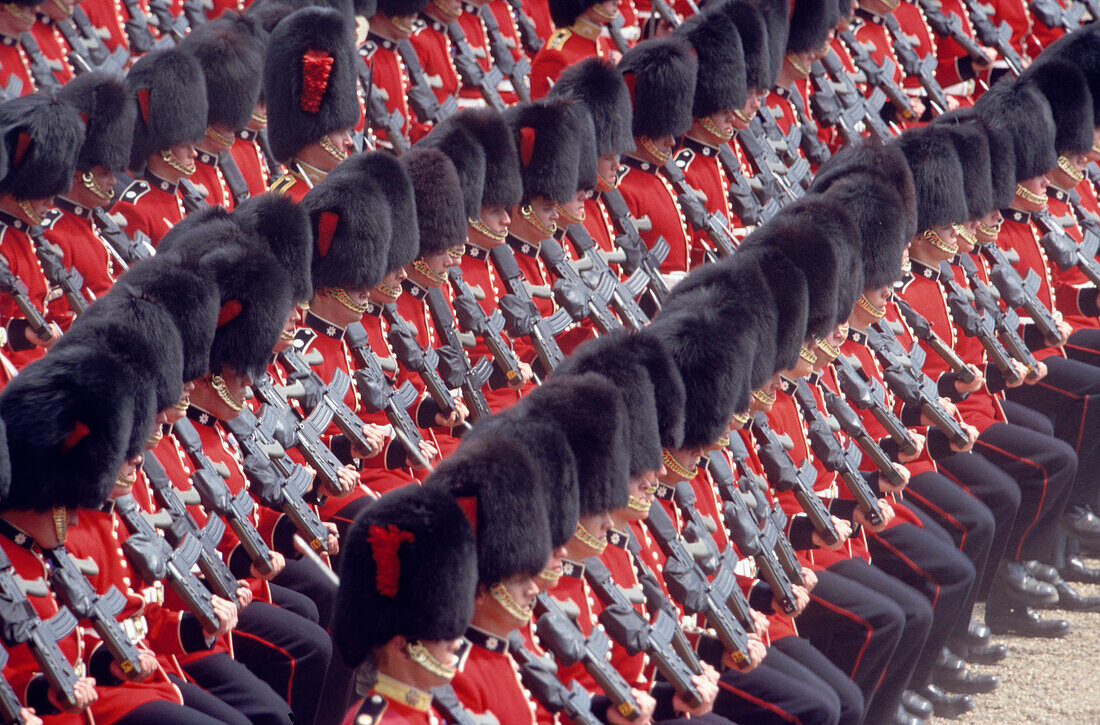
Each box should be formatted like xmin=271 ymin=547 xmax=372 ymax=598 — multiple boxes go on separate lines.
xmin=229 ymin=130 xmax=273 ymax=199
xmin=0 ymin=212 xmax=55 ymax=369
xmin=30 ymin=17 xmax=74 ymax=86
xmin=674 ymin=138 xmax=742 ymax=267
xmin=342 ymin=688 xmax=441 ymax=725
xmin=110 ymin=174 xmax=186 ymax=247
xmin=361 ymin=36 xmax=429 ymax=147
xmin=79 ymin=0 xmax=132 ymax=52
xmin=616 ymin=159 xmax=691 ymax=274
xmin=41 ymin=200 xmax=116 ymax=304
xmin=1044 ymin=187 xmax=1099 ymax=329
xmin=996 ymin=207 xmax=1068 ymax=359
xmin=0 ymin=35 xmax=34 ymax=96
xmin=190 ymin=151 xmax=234 ymax=211
xmin=451 ymin=627 xmax=538 ymax=724
xmin=988 ymin=0 xmax=1038 ymax=59
xmin=409 ymin=16 xmax=462 ymax=104
xmin=529 ymin=23 xmax=606 ymax=99
xmin=268 ymin=170 xmax=314 ymax=203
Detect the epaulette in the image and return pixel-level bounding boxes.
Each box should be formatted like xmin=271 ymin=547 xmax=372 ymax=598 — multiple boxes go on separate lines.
xmin=118 ymin=179 xmax=151 ymax=204
xmin=292 ymin=327 xmax=318 ymax=353
xmin=352 ymin=694 xmax=388 ymax=725
xmin=546 ymin=27 xmax=571 ymax=51
xmin=268 ymin=173 xmax=299 ymax=196
xmin=673 ymin=147 xmax=695 ymax=171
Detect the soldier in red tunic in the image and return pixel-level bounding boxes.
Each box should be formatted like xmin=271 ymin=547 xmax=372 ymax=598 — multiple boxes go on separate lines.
xmin=333 ymin=484 xmax=479 ymax=725
xmin=264 ymin=7 xmax=360 ymax=201
xmin=0 ymin=92 xmax=82 ymax=367
xmin=363 ymin=0 xmax=433 ymax=148
xmin=0 ymin=0 xmax=37 ymax=95
xmin=529 ymin=0 xmax=616 ymax=98
xmin=409 ymin=0 xmax=463 ymax=105
xmin=177 ymin=12 xmax=266 ymax=212
xmin=111 ymin=49 xmax=206 ymax=245
xmin=616 ymin=37 xmax=697 ymax=274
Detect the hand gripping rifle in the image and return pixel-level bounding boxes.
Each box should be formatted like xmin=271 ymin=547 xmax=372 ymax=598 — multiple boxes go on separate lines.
xmin=562 ymin=224 xmax=650 ymax=331
xmin=44 ymin=546 xmax=143 ymax=679
xmin=836 ymin=29 xmax=917 ymax=125
xmin=479 ymin=6 xmax=531 ymax=102
xmin=643 ymin=504 xmax=754 ymax=665
xmin=882 ymin=13 xmax=948 ymax=114
xmin=707 ymin=452 xmax=799 ymax=614
xmin=424 ymin=285 xmax=493 ymax=421
xmin=1032 ymin=209 xmax=1100 ymax=288
xmin=660 ymin=159 xmax=739 ymax=258
xmin=142 ymin=455 xmax=239 ymax=604
xmin=670 ymin=481 xmax=721 ymax=574
xmin=792 ymin=381 xmax=883 ymax=526
xmin=489 ymin=244 xmax=572 ymax=376
xmin=818 ymin=387 xmax=908 ymax=490
xmin=750 ymin=414 xmax=841 ymax=546
xmin=723 ymin=437 xmax=805 ymax=586
xmin=113 ymin=493 xmax=220 ymax=633
xmin=0 ymin=548 xmax=79 ymax=709
xmin=26 ymin=225 xmax=88 ymax=315
xmin=223 ymin=406 xmax=332 ymax=557
xmin=533 ymin=591 xmax=642 ymax=721
xmin=445 ymin=21 xmax=507 ymax=111
xmin=713 ymin=142 xmax=776 ymax=226
xmin=865 ymin=325 xmax=971 ymax=448
xmin=599 ymin=189 xmax=672 ymax=308
xmin=381 ymin=303 xmax=460 ymax=420
xmin=939 ymin=261 xmax=1022 ymax=384
xmin=956 ymin=252 xmax=1041 ymax=376
xmin=345 ymin=321 xmax=434 ymax=470
xmin=356 ymin=54 xmax=410 ymax=155
xmin=960 ymin=0 xmax=1023 ymax=75
xmin=539 ymin=235 xmax=622 ymax=333
xmin=397 ymin=39 xmax=458 ymax=126
xmin=91 ymin=207 xmax=155 ymax=270
xmin=172 ymin=419 xmax=277 ymax=576
xmin=0 ymin=253 xmax=51 ymax=342
xmin=448 ymin=267 xmax=525 ymax=389
xmin=978 ymin=242 xmax=1065 ymax=346
xmin=584 ymin=558 xmax=704 ymax=708
xmin=893 ymin=297 xmax=976 ymax=383
xmin=831 ymin=354 xmax=918 ymax=456
xmin=506 ymin=632 xmax=600 ymax=725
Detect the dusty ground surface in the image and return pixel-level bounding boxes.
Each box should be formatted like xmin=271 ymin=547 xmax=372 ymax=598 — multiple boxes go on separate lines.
xmin=934 ymin=554 xmax=1100 ymax=724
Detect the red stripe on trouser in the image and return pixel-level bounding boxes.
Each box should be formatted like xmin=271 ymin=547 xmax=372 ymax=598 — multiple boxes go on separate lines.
xmin=1032 ymin=380 xmax=1089 ymax=451
xmin=973 ymin=438 xmax=1049 ymax=560
xmin=717 ymin=679 xmax=802 ymax=724
xmin=232 ymin=629 xmax=297 ymax=704
xmin=868 ymin=532 xmax=942 ymax=609
xmin=903 ymin=488 xmax=968 ymax=555
xmin=1064 ymin=342 xmax=1100 ymax=360
xmin=807 ymin=592 xmax=874 ymax=679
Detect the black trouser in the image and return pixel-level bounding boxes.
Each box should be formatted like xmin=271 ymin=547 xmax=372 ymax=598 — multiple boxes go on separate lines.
xmin=901 ymin=471 xmax=996 ymax=655
xmin=800 ymin=563 xmax=930 ymax=724
xmin=1064 ymin=327 xmax=1100 ymax=370
xmin=171 ymin=674 xmax=252 ymax=725
xmin=867 ymin=510 xmax=976 ymax=689
xmin=113 ymin=700 xmax=229 ymax=725
xmin=234 ymin=588 xmax=332 ymax=725
xmin=773 ymin=635 xmax=864 ymax=725
xmin=181 ymin=652 xmax=293 ymax=725
xmin=714 ymin=641 xmax=845 ymax=725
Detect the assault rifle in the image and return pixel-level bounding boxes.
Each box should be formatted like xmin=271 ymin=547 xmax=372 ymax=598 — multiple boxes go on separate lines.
xmin=600 ymin=189 xmax=671 ymax=307
xmin=397 ymin=39 xmax=457 ymax=126
xmin=381 ymin=304 xmax=460 ymax=419
xmin=539 ymin=235 xmax=622 ymax=333
xmin=218 ymin=152 xmax=252 ymax=207
xmin=1032 ymin=209 xmax=1100 ymax=287
xmin=0 ymin=647 xmax=25 ymax=724
xmin=714 ymin=143 xmax=778 ymax=225
xmin=26 ymin=225 xmax=88 ymax=315
xmin=883 ymin=13 xmax=948 ymax=114
xmin=356 ymin=54 xmax=410 ymax=155
xmin=957 ymin=252 xmax=1041 ymax=376
xmin=446 ymin=21 xmax=506 ymax=111
xmin=562 ymin=224 xmax=650 ymax=331
xmin=447 ymin=267 xmax=525 ymax=390
xmin=818 ymin=387 xmax=908 ymax=490
xmin=18 ymin=33 xmax=59 ymax=92
xmin=915 ymin=0 xmax=990 ymax=68
xmin=91 ymin=207 xmax=155 ymax=269
xmin=424 ymin=285 xmax=494 ymax=421
xmin=837 ymin=30 xmax=916 ymax=124
xmin=670 ymin=481 xmax=721 ymax=574
xmin=120 ymin=0 xmax=160 ymax=54
xmin=489 ymin=244 xmax=573 ymax=376
xmin=939 ymin=262 xmax=1022 ymax=384
xmin=894 ymin=297 xmax=976 ymax=383
xmin=0 ymin=254 xmax=51 ymax=342
xmin=507 ymin=632 xmax=600 ymax=725
xmin=961 ymin=0 xmax=1024 ymax=75
xmin=980 ymin=241 xmax=1065 ymax=346
xmin=832 ymin=354 xmax=918 ymax=456
xmin=479 ymin=6 xmax=530 ymax=102
xmin=661 ymin=159 xmax=739 ymax=258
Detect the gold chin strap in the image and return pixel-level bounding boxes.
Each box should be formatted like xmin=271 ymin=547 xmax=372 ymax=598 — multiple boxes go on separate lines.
xmin=205 ymin=126 xmax=235 ymax=147
xmin=590 ymin=2 xmax=619 ymax=21
xmin=953 ymin=223 xmax=978 ymax=249
xmin=373 ymin=281 xmax=401 ymax=301
xmin=1015 ymin=183 xmax=1046 ymax=206
xmin=596 ymin=172 xmax=619 ymax=192
xmin=1057 ymin=155 xmax=1084 ymax=184
xmin=16 ymin=200 xmax=42 ymax=225
xmin=405 ymin=641 xmax=458 ymax=681
xmin=638 ymin=136 xmax=672 ymax=165
xmin=447 ymin=244 xmax=466 ymax=261
xmin=520 ymin=205 xmax=556 ymax=237
xmin=280 ymin=326 xmax=297 ymax=342
xmin=627 ymin=495 xmax=652 ymax=513
xmin=174 ymin=394 xmax=191 ymax=412
xmin=319 ymin=134 xmax=348 ymax=163
xmin=52 ymin=506 xmax=69 ymax=545
xmin=752 ymin=388 xmax=776 ymax=405
xmin=390 ymin=15 xmax=415 ymax=33
xmin=430 ymin=0 xmax=461 ymax=20
xmin=733 ymin=107 xmax=754 ymax=124
xmin=731 ymin=411 xmax=750 ymax=425
xmin=146 ymin=426 xmax=163 ymax=448
xmin=799 ymin=345 xmax=818 ymax=365
xmin=555 ymin=204 xmax=585 ymax=225
xmin=81 ymin=171 xmax=113 ymax=200
xmin=539 ymin=566 xmax=562 ymax=585
xmin=662 ymin=448 xmax=698 ymax=480
xmin=700 ymin=116 xmax=735 ymax=141
xmin=468 ymin=216 xmax=507 ymax=242
xmin=715 ymin=434 xmax=730 ymax=448
xmin=116 ymin=470 xmax=137 ymax=491
xmin=159 ymin=149 xmax=196 ymax=176
xmin=573 ymin=522 xmax=608 ymax=553
xmin=412 ymin=259 xmax=448 ymax=286
xmin=489 ymin=581 xmax=533 ymax=622
xmin=856 ymin=293 xmax=886 ymax=319
xmin=815 ymin=335 xmax=840 ymax=360
xmin=922 ymin=228 xmax=958 ymax=255
xmin=786 ymin=52 xmax=810 ymax=76
xmin=210 ymin=374 xmax=245 ymax=412
xmin=5 ymin=3 xmax=35 ymax=23
xmin=976 ymin=220 xmax=1001 ymax=238
xmin=250 ymin=110 xmax=268 ymax=125
xmin=50 ymin=0 xmax=72 ymax=17
xmin=332 ymin=287 xmax=368 ymax=314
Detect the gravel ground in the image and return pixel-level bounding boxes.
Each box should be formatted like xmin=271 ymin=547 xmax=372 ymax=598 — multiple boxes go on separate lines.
xmin=934 ymin=555 xmax=1100 ymax=724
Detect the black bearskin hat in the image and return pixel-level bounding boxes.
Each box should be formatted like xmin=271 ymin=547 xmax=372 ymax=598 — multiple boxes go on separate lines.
xmin=548 ymin=58 xmax=635 ymax=156
xmin=334 ymin=485 xmax=478 ymax=667
xmin=894 ymin=125 xmax=969 ymax=231
xmin=974 ymin=78 xmax=1057 ymax=181
xmin=564 ymin=100 xmax=598 ymax=192
xmin=618 ymin=37 xmax=698 ymax=139
xmin=366 ymin=152 xmax=419 ymax=273
xmin=788 ymin=0 xmax=836 ymax=54
xmin=821 ymin=171 xmax=910 ymax=288
xmin=417 ymin=115 xmax=487 ymax=220
xmin=1022 ymin=58 xmax=1095 ymax=156
xmin=110 ymin=254 xmax=220 ymax=382
xmin=57 ymin=71 xmax=135 ymax=173
xmin=941 ymin=121 xmax=993 ymax=220
xmin=0 ymin=92 xmax=84 ymax=200
xmin=442 ymin=107 xmax=523 ymax=211
xmin=234 ymin=193 xmax=314 ymax=303
xmin=426 ymin=435 xmax=552 ymax=585
xmin=548 ymin=0 xmax=604 ymax=27
xmin=265 ymin=7 xmax=360 ymax=163
xmin=375 ymin=0 xmax=428 ymax=15
xmin=0 ymin=346 xmax=141 ymax=512
xmin=504 ymin=100 xmax=581 ymax=204
xmin=934 ymin=107 xmax=1017 ymax=212
xmin=1031 ymin=24 xmax=1100 ymax=119
xmin=126 ymin=48 xmax=208 ymax=172
xmin=676 ymin=6 xmax=748 ymax=118
xmin=743 ymin=245 xmax=810 ymax=372
xmin=402 ymin=147 xmax=467 ymax=255
xmin=622 ymin=329 xmax=687 ymax=450
xmin=0 ymin=417 xmax=9 ymax=501
xmin=301 ymin=152 xmax=402 ymax=291
xmin=517 ymin=373 xmax=630 ymax=515
xmin=461 ymin=411 xmax=579 ymax=549
xmin=556 ymin=330 xmax=663 ymax=477
xmin=721 ymin=0 xmax=774 ymax=91
xmin=750 ymin=0 xmax=790 ymax=88
xmin=180 ymin=12 xmax=267 ymax=132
